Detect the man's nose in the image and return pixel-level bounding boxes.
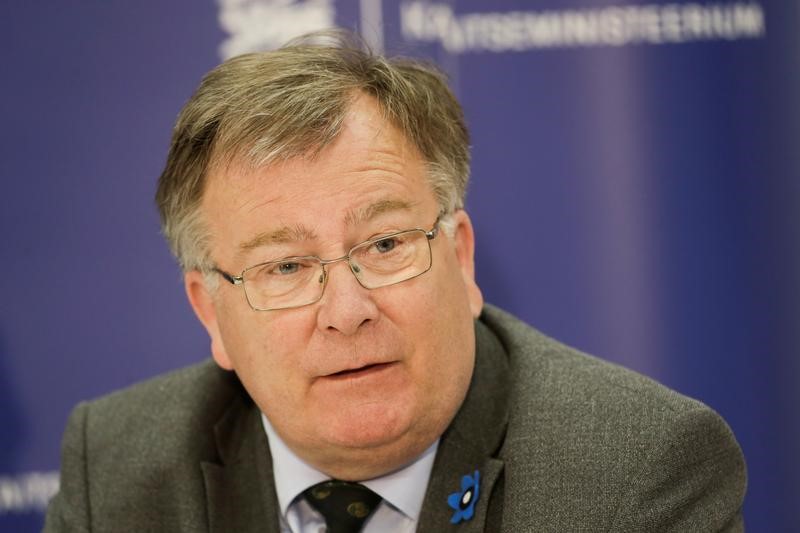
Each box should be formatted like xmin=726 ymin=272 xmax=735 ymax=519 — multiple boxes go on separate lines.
xmin=315 ymin=259 xmax=379 ymax=335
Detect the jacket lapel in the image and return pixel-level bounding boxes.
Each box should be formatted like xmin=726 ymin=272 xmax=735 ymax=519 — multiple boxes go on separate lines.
xmin=201 ymin=389 xmax=281 ymax=533
xmin=417 ymin=318 xmax=511 ymax=532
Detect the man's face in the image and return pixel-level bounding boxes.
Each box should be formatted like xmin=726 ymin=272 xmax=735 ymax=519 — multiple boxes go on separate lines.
xmin=185 ymin=95 xmax=483 ymax=480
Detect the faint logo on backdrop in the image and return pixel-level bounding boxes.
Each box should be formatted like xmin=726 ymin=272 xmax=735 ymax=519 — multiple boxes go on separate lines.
xmin=217 ymin=0 xmax=336 ymax=59
xmin=400 ymin=1 xmax=765 ymax=53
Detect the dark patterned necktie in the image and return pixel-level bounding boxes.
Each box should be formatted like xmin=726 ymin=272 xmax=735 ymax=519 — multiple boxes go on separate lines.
xmin=303 ymin=480 xmax=382 ymax=533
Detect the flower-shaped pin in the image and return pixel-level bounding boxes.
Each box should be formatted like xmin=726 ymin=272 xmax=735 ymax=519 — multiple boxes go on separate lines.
xmin=447 ymin=470 xmax=480 ymax=524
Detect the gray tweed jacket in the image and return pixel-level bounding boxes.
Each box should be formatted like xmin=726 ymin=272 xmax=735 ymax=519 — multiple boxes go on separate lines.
xmin=45 ymin=304 xmax=746 ymax=532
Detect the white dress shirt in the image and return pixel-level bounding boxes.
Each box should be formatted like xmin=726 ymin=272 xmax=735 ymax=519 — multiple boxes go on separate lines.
xmin=261 ymin=414 xmax=438 ymax=533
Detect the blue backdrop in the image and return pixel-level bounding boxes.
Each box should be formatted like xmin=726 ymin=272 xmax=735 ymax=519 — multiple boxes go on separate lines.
xmin=1 ymin=1 xmax=797 ymax=530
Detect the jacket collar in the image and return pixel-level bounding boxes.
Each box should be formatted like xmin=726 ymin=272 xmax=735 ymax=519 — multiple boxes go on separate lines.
xmin=417 ymin=317 xmax=511 ymax=532
xmin=201 ymin=385 xmax=281 ymax=533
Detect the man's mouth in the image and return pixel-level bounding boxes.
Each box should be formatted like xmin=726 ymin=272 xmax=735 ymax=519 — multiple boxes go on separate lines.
xmin=324 ymin=362 xmax=395 ymax=380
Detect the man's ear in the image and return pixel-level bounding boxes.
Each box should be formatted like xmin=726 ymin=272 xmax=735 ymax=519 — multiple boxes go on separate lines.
xmin=451 ymin=210 xmax=484 ymax=318
xmin=184 ymin=270 xmax=234 ymax=370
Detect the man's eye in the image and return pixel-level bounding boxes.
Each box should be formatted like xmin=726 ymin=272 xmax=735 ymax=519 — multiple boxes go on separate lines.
xmin=373 ymin=238 xmax=398 ymax=253
xmin=273 ymin=262 xmax=301 ymax=275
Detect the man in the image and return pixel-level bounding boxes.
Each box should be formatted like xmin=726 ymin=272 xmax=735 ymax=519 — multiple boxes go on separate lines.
xmin=46 ymin=31 xmax=746 ymax=532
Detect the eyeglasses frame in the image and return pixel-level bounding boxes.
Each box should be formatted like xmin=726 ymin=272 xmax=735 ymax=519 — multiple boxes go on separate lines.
xmin=213 ymin=217 xmax=442 ymax=311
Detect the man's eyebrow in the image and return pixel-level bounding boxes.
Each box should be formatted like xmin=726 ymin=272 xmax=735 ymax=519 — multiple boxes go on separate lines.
xmin=343 ymin=199 xmax=415 ymax=227
xmin=237 ymin=224 xmax=318 ymax=253
xmin=236 ymin=199 xmax=414 ymax=255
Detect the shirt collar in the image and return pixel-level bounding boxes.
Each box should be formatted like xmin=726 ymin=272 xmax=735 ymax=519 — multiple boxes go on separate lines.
xmin=261 ymin=413 xmax=438 ymax=521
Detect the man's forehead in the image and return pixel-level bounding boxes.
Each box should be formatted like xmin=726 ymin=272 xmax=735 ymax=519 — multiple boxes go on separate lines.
xmin=236 ymin=197 xmax=418 ymax=254
xmin=343 ymin=198 xmax=415 ymax=227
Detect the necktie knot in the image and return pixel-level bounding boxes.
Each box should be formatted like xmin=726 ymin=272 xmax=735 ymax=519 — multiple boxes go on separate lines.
xmin=303 ymin=480 xmax=382 ymax=533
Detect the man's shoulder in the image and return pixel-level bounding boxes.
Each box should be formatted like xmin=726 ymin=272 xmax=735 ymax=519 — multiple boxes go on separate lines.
xmin=481 ymin=303 xmax=708 ymax=419
xmin=479 ymin=304 xmax=745 ymax=530
xmin=479 ymin=302 xmax=740 ymax=470
xmin=76 ymin=360 xmax=244 ymax=459
xmin=48 ymin=362 xmax=254 ymax=530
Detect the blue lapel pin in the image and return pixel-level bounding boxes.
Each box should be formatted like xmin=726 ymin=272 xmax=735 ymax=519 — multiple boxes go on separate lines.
xmin=447 ymin=470 xmax=480 ymax=524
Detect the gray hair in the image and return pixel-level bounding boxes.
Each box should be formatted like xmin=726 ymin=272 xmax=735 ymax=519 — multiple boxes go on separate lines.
xmin=155 ymin=30 xmax=471 ymax=272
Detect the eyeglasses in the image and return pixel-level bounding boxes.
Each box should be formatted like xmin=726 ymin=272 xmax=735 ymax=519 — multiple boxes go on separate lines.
xmin=213 ymin=219 xmax=441 ymax=311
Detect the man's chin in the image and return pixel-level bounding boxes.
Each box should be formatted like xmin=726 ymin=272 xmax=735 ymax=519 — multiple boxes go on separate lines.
xmin=305 ymin=369 xmax=417 ymax=448
xmin=321 ymin=402 xmax=413 ymax=448
xmin=302 ymin=406 xmax=432 ymax=479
